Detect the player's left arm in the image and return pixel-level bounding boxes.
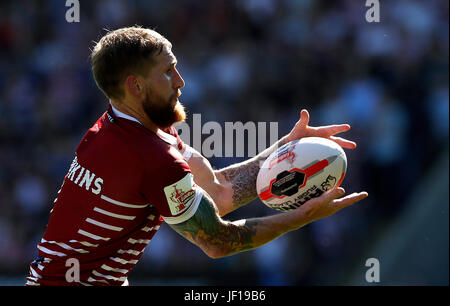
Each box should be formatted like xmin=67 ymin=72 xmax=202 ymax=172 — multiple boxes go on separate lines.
xmin=188 ymin=109 xmax=357 ymax=217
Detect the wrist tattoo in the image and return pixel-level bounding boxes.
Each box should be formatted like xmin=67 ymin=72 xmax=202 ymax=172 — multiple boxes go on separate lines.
xmin=220 ymin=137 xmax=289 ymax=208
xmin=221 ymin=159 xmax=261 ymax=208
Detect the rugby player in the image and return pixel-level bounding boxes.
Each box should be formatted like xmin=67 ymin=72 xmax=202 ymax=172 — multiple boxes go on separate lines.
xmin=26 ymin=26 xmax=368 ymax=286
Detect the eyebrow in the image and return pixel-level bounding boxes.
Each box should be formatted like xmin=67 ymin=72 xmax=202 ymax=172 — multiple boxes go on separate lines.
xmin=160 ymin=49 xmax=177 ymax=69
xmin=166 ymin=57 xmax=177 ymax=70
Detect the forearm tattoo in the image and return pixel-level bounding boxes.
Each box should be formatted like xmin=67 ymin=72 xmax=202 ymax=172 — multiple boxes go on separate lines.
xmin=220 ymin=159 xmax=261 ymax=208
xmin=170 ymin=196 xmax=260 ymax=257
xmin=218 ymin=137 xmax=289 ymax=208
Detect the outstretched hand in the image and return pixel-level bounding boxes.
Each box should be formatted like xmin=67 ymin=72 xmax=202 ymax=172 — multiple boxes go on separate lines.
xmin=285 ymin=109 xmax=357 ymax=149
xmin=294 ymin=187 xmax=369 ymax=227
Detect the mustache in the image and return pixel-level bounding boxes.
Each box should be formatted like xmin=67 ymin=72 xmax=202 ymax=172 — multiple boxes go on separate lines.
xmin=172 ymin=90 xmax=182 ymax=100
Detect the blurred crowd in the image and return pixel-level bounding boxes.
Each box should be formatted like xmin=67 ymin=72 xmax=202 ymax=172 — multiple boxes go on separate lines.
xmin=0 ymin=0 xmax=448 ymax=285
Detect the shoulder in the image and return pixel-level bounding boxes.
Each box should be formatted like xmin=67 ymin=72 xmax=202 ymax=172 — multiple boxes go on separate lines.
xmin=78 ymin=114 xmax=181 ymax=170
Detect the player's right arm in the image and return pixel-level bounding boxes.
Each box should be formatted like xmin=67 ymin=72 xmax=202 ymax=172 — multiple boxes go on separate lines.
xmin=168 ymin=187 xmax=368 ymax=258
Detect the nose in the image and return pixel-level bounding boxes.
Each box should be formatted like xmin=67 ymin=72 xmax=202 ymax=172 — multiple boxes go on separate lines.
xmin=173 ymin=67 xmax=185 ymax=90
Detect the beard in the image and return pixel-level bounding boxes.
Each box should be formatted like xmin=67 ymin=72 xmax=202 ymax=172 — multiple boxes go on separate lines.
xmin=142 ymin=90 xmax=186 ymax=129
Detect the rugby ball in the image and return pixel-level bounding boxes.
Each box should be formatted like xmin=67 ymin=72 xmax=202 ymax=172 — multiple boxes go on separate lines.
xmin=256 ymin=137 xmax=347 ymax=211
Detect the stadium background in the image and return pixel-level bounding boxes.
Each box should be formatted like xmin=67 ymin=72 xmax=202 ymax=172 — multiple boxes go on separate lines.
xmin=0 ymin=0 xmax=448 ymax=285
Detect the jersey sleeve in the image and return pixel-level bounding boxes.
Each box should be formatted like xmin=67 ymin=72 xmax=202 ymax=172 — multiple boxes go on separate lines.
xmin=140 ymin=146 xmax=203 ymax=224
xmin=157 ymin=126 xmax=193 ymax=161
xmin=168 ymin=126 xmax=185 ymax=151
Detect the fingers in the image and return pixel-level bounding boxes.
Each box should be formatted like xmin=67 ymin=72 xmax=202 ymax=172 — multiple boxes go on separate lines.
xmin=299 ymin=188 xmax=367 ymax=223
xmin=294 ymin=110 xmax=357 ymax=149
xmin=331 ymin=191 xmax=369 ymax=211
xmin=329 ymin=135 xmax=357 ymax=149
xmin=319 ymin=187 xmax=346 ymax=203
xmin=302 ymin=187 xmax=344 ymax=209
xmin=313 ymin=124 xmax=357 ymax=148
xmin=316 ymin=124 xmax=351 ymax=136
xmin=298 ymin=109 xmax=351 ymax=137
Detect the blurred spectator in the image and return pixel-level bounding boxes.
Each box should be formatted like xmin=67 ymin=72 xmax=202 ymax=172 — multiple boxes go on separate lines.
xmin=13 ymin=174 xmax=47 ymax=216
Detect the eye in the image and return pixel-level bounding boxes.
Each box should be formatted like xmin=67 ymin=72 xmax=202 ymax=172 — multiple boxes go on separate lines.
xmin=166 ymin=65 xmax=175 ymax=74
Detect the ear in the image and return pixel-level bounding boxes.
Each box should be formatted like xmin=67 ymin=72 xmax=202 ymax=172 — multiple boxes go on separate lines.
xmin=124 ymin=75 xmax=144 ymax=97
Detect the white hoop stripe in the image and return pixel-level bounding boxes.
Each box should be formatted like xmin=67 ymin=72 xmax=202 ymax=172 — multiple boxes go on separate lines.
xmin=86 ymin=218 xmax=123 ymax=231
xmin=77 ymin=229 xmax=110 ymax=241
xmin=93 ymin=207 xmax=136 ymax=220
xmin=100 ymin=195 xmax=148 ymax=208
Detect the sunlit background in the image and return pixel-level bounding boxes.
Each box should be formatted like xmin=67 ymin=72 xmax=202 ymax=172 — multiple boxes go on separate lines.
xmin=0 ymin=0 xmax=448 ymax=285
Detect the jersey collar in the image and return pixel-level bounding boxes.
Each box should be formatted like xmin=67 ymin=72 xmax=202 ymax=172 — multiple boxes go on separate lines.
xmin=108 ymin=102 xmax=178 ymax=145
xmin=110 ymin=103 xmax=142 ymax=125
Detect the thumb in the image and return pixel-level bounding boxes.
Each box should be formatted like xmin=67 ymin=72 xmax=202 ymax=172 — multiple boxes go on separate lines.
xmin=299 ymin=109 xmax=310 ymax=127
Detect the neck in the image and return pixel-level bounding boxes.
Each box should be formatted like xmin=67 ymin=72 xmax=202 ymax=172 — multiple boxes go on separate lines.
xmin=110 ymin=100 xmax=159 ymax=133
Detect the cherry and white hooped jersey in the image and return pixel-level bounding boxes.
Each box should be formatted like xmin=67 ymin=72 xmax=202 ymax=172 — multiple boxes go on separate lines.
xmin=26 ymin=104 xmax=202 ymax=286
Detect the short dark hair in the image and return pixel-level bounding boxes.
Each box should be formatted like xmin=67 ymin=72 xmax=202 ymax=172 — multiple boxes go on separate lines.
xmin=90 ymin=26 xmax=172 ymax=100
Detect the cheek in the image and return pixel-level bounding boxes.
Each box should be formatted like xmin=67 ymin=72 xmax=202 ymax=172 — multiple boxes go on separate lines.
xmin=153 ymin=76 xmax=173 ymax=95
xmin=146 ymin=83 xmax=170 ymax=105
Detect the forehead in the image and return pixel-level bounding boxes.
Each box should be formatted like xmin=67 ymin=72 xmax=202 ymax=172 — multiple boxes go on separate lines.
xmin=154 ymin=46 xmax=177 ymax=67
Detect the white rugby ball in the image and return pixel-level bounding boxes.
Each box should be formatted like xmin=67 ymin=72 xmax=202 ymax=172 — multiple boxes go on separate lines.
xmin=256 ymin=137 xmax=347 ymax=211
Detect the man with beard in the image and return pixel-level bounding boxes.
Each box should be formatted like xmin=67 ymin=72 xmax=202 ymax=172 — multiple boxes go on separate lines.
xmin=26 ymin=26 xmax=368 ymax=286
